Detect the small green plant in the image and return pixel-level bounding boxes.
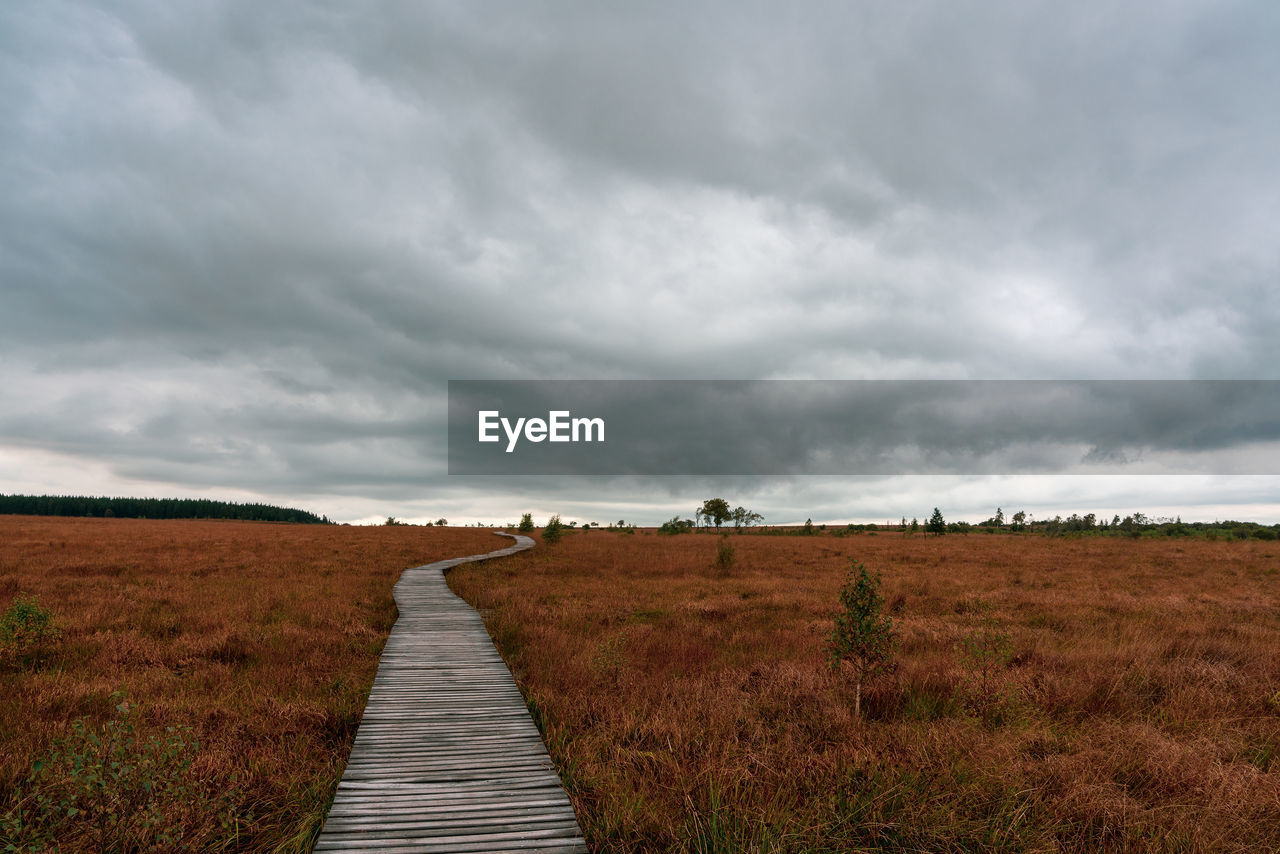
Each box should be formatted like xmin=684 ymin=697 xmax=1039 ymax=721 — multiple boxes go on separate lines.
xmin=518 ymin=513 xmax=535 ymax=532
xmin=1 ymin=595 xmax=59 ymax=668
xmin=543 ymin=515 xmax=564 ymax=544
xmin=957 ymin=612 xmax=1014 ymax=724
xmin=1266 ymin=690 xmax=1280 ymax=713
xmin=828 ymin=561 xmax=898 ymax=718
xmin=591 ymin=630 xmax=628 ymax=687
xmin=714 ymin=534 xmax=735 ymax=571
xmin=0 ymin=693 xmax=225 ymax=851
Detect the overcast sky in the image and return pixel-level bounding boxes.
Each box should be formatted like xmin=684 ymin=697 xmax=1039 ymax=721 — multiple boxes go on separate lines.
xmin=3 ymin=2 xmax=1278 ymax=525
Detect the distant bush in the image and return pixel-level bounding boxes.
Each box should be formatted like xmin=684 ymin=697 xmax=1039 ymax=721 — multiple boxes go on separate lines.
xmin=658 ymin=517 xmax=693 ymax=535
xmin=518 ymin=513 xmax=534 ymax=533
xmin=543 ymin=515 xmax=564 ymax=544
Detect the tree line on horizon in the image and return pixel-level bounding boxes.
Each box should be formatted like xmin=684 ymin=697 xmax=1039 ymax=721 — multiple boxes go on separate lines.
xmin=663 ymin=500 xmax=1278 ymax=540
xmin=0 ymin=494 xmax=329 ymax=524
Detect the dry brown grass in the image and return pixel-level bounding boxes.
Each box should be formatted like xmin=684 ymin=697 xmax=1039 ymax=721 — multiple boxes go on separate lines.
xmin=0 ymin=516 xmax=503 ymax=852
xmin=449 ymin=529 xmax=1280 ymax=853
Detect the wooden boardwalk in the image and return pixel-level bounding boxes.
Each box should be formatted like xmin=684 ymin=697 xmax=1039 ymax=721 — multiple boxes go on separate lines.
xmin=315 ymin=532 xmax=588 ymax=853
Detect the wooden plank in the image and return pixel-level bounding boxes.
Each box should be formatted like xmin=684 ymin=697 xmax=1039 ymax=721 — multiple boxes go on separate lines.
xmin=315 ymin=532 xmax=588 ymax=853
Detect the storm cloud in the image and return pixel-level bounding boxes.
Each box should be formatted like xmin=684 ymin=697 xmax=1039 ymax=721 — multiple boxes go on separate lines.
xmin=2 ymin=2 xmax=1278 ymax=523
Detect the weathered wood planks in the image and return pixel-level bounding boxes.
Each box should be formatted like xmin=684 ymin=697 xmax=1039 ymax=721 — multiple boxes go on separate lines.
xmin=315 ymin=532 xmax=587 ymax=853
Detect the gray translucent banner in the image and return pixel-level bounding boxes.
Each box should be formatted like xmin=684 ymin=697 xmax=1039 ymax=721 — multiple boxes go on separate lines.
xmin=447 ymin=380 xmax=1280 ymax=475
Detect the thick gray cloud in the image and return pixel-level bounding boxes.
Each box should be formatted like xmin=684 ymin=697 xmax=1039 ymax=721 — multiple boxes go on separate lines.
xmin=2 ymin=1 xmax=1278 ymax=522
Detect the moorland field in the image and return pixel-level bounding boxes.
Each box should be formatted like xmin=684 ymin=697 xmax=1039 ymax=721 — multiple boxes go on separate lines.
xmin=0 ymin=517 xmax=500 ymax=851
xmin=448 ymin=528 xmax=1280 ymax=853
xmin=2 ymin=517 xmax=1278 ymax=852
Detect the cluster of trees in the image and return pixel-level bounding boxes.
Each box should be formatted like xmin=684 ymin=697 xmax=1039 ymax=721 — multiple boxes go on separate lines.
xmin=658 ymin=517 xmax=694 ymax=534
xmin=658 ymin=499 xmax=764 ymax=534
xmin=894 ymin=508 xmax=949 ymax=536
xmin=966 ymin=507 xmax=1277 ymax=538
xmin=0 ymin=494 xmax=328 ymax=524
xmin=695 ymin=498 xmax=763 ymax=531
xmin=508 ymin=503 xmax=1275 ymax=540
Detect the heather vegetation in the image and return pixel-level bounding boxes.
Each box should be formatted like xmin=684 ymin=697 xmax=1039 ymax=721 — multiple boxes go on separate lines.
xmin=3 ymin=511 xmax=1278 ymax=852
xmin=450 ymin=528 xmax=1280 ymax=852
xmin=0 ymin=517 xmax=500 ymax=852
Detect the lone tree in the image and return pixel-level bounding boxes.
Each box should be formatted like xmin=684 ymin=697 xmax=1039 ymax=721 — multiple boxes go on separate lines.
xmin=827 ymin=561 xmax=898 ymax=718
xmin=926 ymin=507 xmax=946 ymax=535
xmin=518 ymin=513 xmax=534 ymax=532
xmin=699 ymin=498 xmax=731 ymax=531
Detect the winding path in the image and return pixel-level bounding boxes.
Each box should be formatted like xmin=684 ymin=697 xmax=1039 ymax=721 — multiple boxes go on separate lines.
xmin=315 ymin=532 xmax=588 ymax=853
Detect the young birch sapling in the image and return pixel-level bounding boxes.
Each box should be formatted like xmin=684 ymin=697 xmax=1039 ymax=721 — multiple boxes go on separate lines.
xmin=828 ymin=561 xmax=898 ymax=718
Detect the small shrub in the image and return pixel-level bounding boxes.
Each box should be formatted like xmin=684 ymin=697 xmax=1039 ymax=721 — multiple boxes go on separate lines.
xmin=957 ymin=613 xmax=1014 ymax=725
xmin=518 ymin=513 xmax=534 ymax=533
xmin=1 ymin=595 xmax=58 ymax=668
xmin=543 ymin=515 xmax=564 ymax=544
xmin=715 ymin=535 xmax=735 ymax=571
